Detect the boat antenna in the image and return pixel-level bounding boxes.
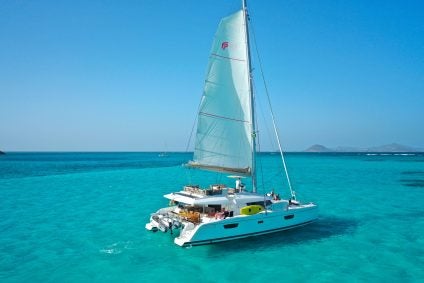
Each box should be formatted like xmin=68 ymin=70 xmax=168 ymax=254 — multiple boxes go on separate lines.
xmin=242 ymin=0 xmax=258 ymax=193
xmin=249 ymin=15 xmax=296 ymax=200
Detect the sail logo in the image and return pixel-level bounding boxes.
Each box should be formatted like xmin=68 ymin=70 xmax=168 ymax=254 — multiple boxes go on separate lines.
xmin=221 ymin=41 xmax=229 ymax=50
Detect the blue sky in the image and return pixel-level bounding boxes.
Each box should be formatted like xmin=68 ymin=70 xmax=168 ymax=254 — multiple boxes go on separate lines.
xmin=1 ymin=0 xmax=423 ymax=151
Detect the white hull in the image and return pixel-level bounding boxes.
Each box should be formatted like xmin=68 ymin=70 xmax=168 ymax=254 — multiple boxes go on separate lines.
xmin=146 ymin=197 xmax=318 ymax=247
xmin=174 ymin=203 xmax=317 ymax=247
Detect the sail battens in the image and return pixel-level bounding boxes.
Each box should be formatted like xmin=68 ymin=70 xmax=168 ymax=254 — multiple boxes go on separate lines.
xmin=193 ymin=147 xmax=242 ymax=159
xmin=204 ymin=79 xmax=248 ymax=92
xmin=199 ymin=111 xmax=249 ymax=123
xmin=205 ymin=79 xmax=219 ymax=86
xmin=211 ymin=53 xmax=245 ymax=62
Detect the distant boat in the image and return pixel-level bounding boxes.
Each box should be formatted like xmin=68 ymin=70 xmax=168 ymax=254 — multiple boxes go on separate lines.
xmin=145 ymin=0 xmax=318 ymax=247
xmin=158 ymin=152 xmax=169 ymax=157
xmin=158 ymin=142 xmax=169 ymax=157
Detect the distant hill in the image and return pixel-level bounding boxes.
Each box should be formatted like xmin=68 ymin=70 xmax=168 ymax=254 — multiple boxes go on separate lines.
xmin=303 ymin=143 xmax=420 ymax=153
xmin=304 ymin=144 xmax=333 ymax=152
xmin=0 ymin=150 xmax=4 ymax=155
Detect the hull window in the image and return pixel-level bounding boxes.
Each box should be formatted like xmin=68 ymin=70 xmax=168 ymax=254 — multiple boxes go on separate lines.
xmin=224 ymin=223 xmax=239 ymax=229
xmin=284 ymin=215 xmax=294 ymax=220
xmin=258 ymin=220 xmax=264 ymax=224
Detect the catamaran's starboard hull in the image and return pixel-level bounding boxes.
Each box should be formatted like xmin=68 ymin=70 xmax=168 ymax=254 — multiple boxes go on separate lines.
xmin=174 ymin=204 xmax=318 ymax=247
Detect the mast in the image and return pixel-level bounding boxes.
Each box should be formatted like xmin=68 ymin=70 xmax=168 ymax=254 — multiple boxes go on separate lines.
xmin=242 ymin=0 xmax=257 ymax=192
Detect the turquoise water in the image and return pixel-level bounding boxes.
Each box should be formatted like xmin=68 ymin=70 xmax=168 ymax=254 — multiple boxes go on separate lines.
xmin=1 ymin=152 xmax=423 ymax=282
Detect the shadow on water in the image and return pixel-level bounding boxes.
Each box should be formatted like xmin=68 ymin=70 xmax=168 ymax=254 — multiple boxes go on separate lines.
xmin=400 ymin=180 xmax=424 ymax=188
xmin=400 ymin=171 xmax=424 ymax=188
xmin=207 ymin=215 xmax=358 ymax=253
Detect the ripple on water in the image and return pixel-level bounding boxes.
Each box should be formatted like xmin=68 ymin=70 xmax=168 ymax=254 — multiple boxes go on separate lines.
xmin=99 ymin=241 xmax=135 ymax=255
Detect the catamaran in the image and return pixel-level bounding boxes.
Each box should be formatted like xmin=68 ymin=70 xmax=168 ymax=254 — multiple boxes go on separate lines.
xmin=145 ymin=0 xmax=318 ymax=247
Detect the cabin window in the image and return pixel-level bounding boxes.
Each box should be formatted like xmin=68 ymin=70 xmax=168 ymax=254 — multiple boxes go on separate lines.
xmin=224 ymin=223 xmax=239 ymax=229
xmin=284 ymin=214 xmax=294 ymax=220
xmin=258 ymin=220 xmax=264 ymax=224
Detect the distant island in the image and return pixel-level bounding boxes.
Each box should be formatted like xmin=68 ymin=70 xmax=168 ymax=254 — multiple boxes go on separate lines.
xmin=304 ymin=144 xmax=333 ymax=153
xmin=304 ymin=143 xmax=421 ymax=153
xmin=0 ymin=150 xmax=5 ymax=155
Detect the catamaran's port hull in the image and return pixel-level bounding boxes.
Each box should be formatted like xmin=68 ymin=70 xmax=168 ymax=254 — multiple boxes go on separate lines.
xmin=174 ymin=204 xmax=318 ymax=247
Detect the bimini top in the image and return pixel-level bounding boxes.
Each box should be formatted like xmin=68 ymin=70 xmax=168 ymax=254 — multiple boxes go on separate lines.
xmin=164 ymin=192 xmax=230 ymax=206
xmin=164 ymin=190 xmax=270 ymax=206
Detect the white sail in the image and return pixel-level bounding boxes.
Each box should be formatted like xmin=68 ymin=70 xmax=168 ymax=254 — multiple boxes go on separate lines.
xmin=189 ymin=10 xmax=253 ymax=175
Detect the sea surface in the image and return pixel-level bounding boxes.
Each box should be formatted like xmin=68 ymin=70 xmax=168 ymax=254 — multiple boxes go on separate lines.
xmin=0 ymin=152 xmax=423 ymax=282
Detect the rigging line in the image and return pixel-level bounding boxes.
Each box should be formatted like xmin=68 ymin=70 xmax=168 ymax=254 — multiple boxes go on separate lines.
xmin=249 ymin=20 xmax=296 ymax=200
xmin=185 ymin=95 xmax=204 ymax=153
xmin=253 ymin=77 xmax=278 ymax=154
xmin=252 ymin=81 xmax=265 ymax=192
xmin=184 ymin=93 xmax=204 ymax=187
xmin=253 ymin=79 xmax=284 ymax=190
xmin=199 ymin=112 xmax=249 ymax=123
xmin=257 ymin=132 xmax=266 ymax=192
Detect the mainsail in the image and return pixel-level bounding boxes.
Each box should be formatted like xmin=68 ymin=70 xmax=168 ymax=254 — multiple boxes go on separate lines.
xmin=189 ymin=10 xmax=253 ymax=175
